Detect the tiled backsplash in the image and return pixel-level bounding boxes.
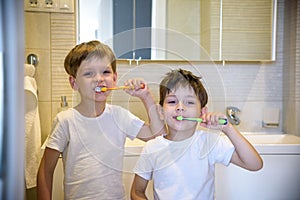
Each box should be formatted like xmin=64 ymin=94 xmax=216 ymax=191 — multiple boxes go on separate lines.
xmin=282 ymin=0 xmax=300 ymax=136
xmin=113 ymin=60 xmax=283 ymax=133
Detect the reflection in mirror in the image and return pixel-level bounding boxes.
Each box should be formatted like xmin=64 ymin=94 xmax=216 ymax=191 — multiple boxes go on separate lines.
xmin=78 ymin=0 xmax=206 ymax=61
xmin=102 ymin=27 xmax=209 ymax=61
xmin=78 ymin=0 xmax=276 ymax=61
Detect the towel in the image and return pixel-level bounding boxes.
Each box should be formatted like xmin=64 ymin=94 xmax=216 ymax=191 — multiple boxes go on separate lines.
xmin=24 ymin=64 xmax=35 ymax=77
xmin=24 ymin=64 xmax=41 ymax=189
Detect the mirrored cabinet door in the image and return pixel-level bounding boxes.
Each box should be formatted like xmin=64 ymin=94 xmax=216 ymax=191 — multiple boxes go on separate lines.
xmin=221 ymin=0 xmax=276 ymax=61
xmin=113 ymin=0 xmax=152 ymax=59
xmin=200 ymin=0 xmax=276 ymax=61
xmin=78 ymin=0 xmax=276 ymax=61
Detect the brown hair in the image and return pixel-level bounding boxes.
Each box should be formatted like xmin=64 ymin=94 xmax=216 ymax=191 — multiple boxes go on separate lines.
xmin=64 ymin=40 xmax=117 ymax=77
xmin=159 ymin=69 xmax=208 ymax=108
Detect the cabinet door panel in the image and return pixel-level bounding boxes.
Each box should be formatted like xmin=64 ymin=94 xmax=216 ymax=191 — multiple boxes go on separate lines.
xmin=222 ymin=0 xmax=274 ymax=61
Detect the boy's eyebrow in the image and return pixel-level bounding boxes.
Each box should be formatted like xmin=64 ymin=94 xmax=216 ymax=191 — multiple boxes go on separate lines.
xmin=104 ymin=65 xmax=113 ymax=70
xmin=185 ymin=94 xmax=197 ymax=97
xmin=166 ymin=94 xmax=197 ymax=98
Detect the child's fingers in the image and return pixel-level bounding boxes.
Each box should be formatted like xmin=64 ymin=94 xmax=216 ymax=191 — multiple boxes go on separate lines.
xmin=201 ymin=112 xmax=227 ymax=126
xmin=124 ymin=79 xmax=146 ymax=90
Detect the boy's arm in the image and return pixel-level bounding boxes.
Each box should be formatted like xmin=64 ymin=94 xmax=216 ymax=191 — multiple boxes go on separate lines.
xmin=222 ymin=124 xmax=263 ymax=171
xmin=124 ymin=79 xmax=165 ymax=141
xmin=37 ymin=147 xmax=60 ymax=200
xmin=131 ymin=174 xmax=149 ymax=200
xmin=200 ymin=111 xmax=263 ymax=171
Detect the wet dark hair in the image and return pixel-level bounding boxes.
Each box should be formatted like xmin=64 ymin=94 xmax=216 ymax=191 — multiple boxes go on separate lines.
xmin=159 ymin=69 xmax=208 ymax=108
xmin=64 ymin=40 xmax=116 ymax=77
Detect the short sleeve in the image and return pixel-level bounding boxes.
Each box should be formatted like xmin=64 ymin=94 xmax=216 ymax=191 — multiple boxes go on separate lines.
xmin=133 ymin=147 xmax=153 ymax=181
xmin=211 ymin=135 xmax=235 ymax=166
xmin=111 ymin=105 xmax=144 ymax=140
xmin=46 ymin=115 xmax=69 ymax=153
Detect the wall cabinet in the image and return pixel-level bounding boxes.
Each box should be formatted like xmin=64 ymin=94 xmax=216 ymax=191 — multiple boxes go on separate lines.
xmin=201 ymin=0 xmax=276 ymax=61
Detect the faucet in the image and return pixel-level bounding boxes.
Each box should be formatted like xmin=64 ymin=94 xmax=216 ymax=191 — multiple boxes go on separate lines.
xmin=226 ymin=106 xmax=241 ymax=125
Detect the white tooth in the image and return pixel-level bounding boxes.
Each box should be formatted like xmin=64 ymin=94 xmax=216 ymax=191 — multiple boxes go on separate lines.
xmin=95 ymin=87 xmax=101 ymax=92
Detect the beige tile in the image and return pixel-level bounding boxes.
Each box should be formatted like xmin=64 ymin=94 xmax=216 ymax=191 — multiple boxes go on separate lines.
xmin=113 ymin=101 xmax=148 ymax=122
xmin=52 ymin=100 xmax=70 ymax=120
xmin=24 ymin=12 xmax=50 ymax=50
xmin=38 ymin=101 xmax=52 ymax=143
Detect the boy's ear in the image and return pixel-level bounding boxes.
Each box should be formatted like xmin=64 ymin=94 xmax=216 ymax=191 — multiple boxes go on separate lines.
xmin=69 ymin=76 xmax=78 ymax=90
xmin=113 ymin=72 xmax=118 ymax=83
xmin=158 ymin=105 xmax=165 ymax=120
xmin=200 ymin=106 xmax=208 ymax=116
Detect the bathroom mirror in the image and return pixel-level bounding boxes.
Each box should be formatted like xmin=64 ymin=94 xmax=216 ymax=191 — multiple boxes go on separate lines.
xmin=78 ymin=0 xmax=276 ymax=61
xmin=78 ymin=0 xmax=207 ymax=61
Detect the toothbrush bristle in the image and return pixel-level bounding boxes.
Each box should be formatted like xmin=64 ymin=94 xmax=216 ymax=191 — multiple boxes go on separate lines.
xmin=176 ymin=116 xmax=183 ymax=121
xmin=101 ymin=87 xmax=107 ymax=92
xmin=95 ymin=87 xmax=101 ymax=92
xmin=95 ymin=87 xmax=107 ymax=93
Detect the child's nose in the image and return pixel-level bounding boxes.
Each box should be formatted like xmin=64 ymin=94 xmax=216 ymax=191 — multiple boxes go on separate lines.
xmin=176 ymin=101 xmax=185 ymax=112
xmin=95 ymin=74 xmax=104 ymax=83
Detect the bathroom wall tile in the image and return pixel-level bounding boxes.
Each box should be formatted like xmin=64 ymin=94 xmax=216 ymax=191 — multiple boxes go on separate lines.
xmin=217 ymin=63 xmax=282 ymax=102
xmin=282 ymin=0 xmax=300 ymax=136
xmin=52 ymin=101 xmax=63 ymax=121
xmin=224 ymin=101 xmax=282 ymax=133
xmin=24 ymin=12 xmax=50 ymax=50
xmin=51 ymin=13 xmax=76 ymax=104
xmin=283 ymin=100 xmax=296 ymax=135
xmin=38 ymin=101 xmax=52 ymax=143
xmin=296 ymin=101 xmax=300 ymax=136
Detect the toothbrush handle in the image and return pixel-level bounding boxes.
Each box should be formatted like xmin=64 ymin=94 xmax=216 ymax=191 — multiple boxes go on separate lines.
xmin=109 ymin=83 xmax=145 ymax=90
xmin=186 ymin=117 xmax=227 ymax=125
xmin=218 ymin=118 xmax=228 ymax=125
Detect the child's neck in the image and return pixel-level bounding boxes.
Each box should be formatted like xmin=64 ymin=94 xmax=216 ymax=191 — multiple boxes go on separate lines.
xmin=75 ymin=100 xmax=106 ymax=117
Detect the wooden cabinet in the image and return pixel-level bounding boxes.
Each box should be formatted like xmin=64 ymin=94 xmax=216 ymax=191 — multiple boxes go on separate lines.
xmin=200 ymin=0 xmax=276 ymax=61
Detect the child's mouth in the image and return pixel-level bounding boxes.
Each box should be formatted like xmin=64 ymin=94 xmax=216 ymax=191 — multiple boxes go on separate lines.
xmin=174 ymin=116 xmax=184 ymax=121
xmin=94 ymin=86 xmax=106 ymax=93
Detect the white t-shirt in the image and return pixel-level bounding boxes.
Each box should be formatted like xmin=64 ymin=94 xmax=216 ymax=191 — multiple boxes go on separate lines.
xmin=46 ymin=104 xmax=144 ymax=200
xmin=134 ymin=130 xmax=235 ymax=200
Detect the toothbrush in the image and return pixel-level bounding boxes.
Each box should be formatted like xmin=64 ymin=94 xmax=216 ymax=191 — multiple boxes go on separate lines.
xmin=95 ymin=83 xmax=145 ymax=93
xmin=176 ymin=116 xmax=227 ymax=125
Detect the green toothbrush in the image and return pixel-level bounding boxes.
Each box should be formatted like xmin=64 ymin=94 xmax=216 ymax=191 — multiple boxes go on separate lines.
xmin=176 ymin=116 xmax=227 ymax=125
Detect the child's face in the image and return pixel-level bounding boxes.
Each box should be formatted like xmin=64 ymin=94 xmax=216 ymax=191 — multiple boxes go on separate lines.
xmin=160 ymin=86 xmax=202 ymax=132
xmin=71 ymin=56 xmax=117 ymax=102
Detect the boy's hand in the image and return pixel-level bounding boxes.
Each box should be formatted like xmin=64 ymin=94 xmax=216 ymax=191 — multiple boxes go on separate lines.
xmin=124 ymin=79 xmax=149 ymax=99
xmin=200 ymin=112 xmax=229 ymax=131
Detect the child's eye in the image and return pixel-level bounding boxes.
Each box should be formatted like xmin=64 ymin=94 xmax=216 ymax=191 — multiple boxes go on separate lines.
xmin=183 ymin=98 xmax=197 ymax=105
xmin=103 ymin=70 xmax=112 ymax=74
xmin=167 ymin=100 xmax=176 ymax=104
xmin=83 ymin=71 xmax=94 ymax=77
xmin=166 ymin=98 xmax=177 ymax=104
xmin=102 ymin=69 xmax=113 ymax=75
